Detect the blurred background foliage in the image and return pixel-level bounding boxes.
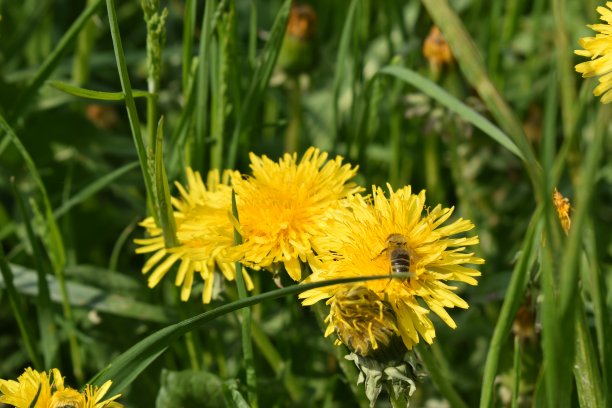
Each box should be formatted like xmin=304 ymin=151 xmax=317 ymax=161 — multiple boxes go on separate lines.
xmin=0 ymin=0 xmax=610 ymax=407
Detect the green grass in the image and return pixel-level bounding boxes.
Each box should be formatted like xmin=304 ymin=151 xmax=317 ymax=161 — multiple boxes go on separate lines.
xmin=0 ymin=0 xmax=610 ymax=407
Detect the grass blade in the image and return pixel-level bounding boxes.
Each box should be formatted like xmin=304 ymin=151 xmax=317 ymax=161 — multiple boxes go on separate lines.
xmin=511 ymin=337 xmax=521 ymax=408
xmin=10 ymin=179 xmax=57 ymax=370
xmin=192 ymin=0 xmax=216 ymax=171
xmin=153 ymin=117 xmax=178 ymax=248
xmin=418 ymin=345 xmax=469 ymax=408
xmin=89 ymin=275 xmax=405 ymax=395
xmin=574 ymin=301 xmax=604 ymax=408
xmin=182 ymin=0 xmax=197 ymax=93
xmin=105 ymin=0 xmax=156 ymax=218
xmin=55 ymin=162 xmax=139 ymax=219
xmin=0 ymin=162 xmax=139 ymax=242
xmin=379 ymin=65 xmax=524 ymax=161
xmin=8 ymin=0 xmax=105 ymax=120
xmin=583 ymin=220 xmax=611 ymax=401
xmin=331 ymin=0 xmax=359 ymax=148
xmin=232 ymin=190 xmax=257 ymax=407
xmin=227 ymin=0 xmax=291 ymax=168
xmin=250 ymin=322 xmax=302 ymax=402
xmin=419 ymin=0 xmax=542 ymax=195
xmin=479 ymin=206 xmax=543 ymax=407
xmin=0 ymin=114 xmax=80 ymax=376
xmin=0 ymin=244 xmax=42 ymax=369
xmin=48 ymin=80 xmax=149 ymax=100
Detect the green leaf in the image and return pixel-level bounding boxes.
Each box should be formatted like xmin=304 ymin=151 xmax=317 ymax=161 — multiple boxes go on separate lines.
xmin=48 ymin=80 xmax=149 ymax=100
xmin=156 ymin=369 xmax=228 ymax=408
xmin=0 ymin=264 xmax=177 ymax=323
xmin=223 ymin=380 xmax=250 ymax=408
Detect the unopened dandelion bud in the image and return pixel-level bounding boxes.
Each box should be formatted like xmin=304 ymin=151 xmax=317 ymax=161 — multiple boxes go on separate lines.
xmin=277 ymin=4 xmax=318 ymax=75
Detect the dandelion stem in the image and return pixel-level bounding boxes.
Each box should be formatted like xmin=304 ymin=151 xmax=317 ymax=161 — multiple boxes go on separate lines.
xmin=285 ymin=76 xmax=302 ymax=153
xmin=231 ymin=190 xmax=258 ymax=408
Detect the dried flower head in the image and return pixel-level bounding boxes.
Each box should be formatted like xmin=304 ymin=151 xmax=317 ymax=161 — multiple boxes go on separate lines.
xmin=423 ymin=26 xmax=453 ymax=72
xmin=552 ymin=188 xmax=571 ymax=234
xmin=326 ymin=285 xmax=401 ymax=357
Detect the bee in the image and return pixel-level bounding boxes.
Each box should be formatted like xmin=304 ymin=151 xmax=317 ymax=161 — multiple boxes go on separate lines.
xmin=385 ymin=233 xmax=411 ymax=276
xmin=375 ymin=233 xmax=412 ymax=282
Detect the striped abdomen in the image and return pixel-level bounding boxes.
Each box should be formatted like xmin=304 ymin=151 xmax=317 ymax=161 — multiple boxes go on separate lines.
xmin=389 ymin=247 xmax=411 ymax=275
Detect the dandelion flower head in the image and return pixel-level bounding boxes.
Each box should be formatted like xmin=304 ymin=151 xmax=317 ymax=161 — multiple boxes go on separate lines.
xmin=575 ymin=2 xmax=612 ymax=103
xmin=326 ymin=285 xmax=401 ymax=357
xmin=135 ymin=167 xmax=253 ymax=304
xmin=230 ymin=147 xmax=362 ymax=281
xmin=0 ymin=367 xmax=122 ymax=408
xmin=301 ymin=185 xmax=484 ymax=350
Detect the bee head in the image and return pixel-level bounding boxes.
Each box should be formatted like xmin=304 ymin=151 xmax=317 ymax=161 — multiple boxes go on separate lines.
xmin=386 ymin=233 xmax=407 ymax=246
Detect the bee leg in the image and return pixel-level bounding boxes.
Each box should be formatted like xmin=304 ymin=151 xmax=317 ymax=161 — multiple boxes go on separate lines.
xmin=371 ymin=247 xmax=387 ymax=261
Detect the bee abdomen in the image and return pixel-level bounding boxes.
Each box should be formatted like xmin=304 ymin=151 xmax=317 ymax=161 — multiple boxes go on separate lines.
xmin=390 ymin=250 xmax=411 ymax=274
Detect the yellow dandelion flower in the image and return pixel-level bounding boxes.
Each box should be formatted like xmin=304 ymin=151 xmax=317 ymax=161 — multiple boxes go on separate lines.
xmin=135 ymin=168 xmax=253 ymax=304
xmin=230 ymin=147 xmax=362 ymax=281
xmin=552 ymin=188 xmax=571 ymax=234
xmin=326 ymin=285 xmax=401 ymax=357
xmin=83 ymin=381 xmax=123 ymax=408
xmin=50 ymin=387 xmax=85 ymax=407
xmin=301 ymin=185 xmax=484 ymax=350
xmin=575 ymin=2 xmax=612 ymax=103
xmin=0 ymin=367 xmax=53 ymax=408
xmin=0 ymin=368 xmax=122 ymax=408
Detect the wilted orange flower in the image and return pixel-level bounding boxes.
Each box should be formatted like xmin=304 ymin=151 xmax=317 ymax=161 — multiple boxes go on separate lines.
xmin=423 ymin=26 xmax=453 ymax=72
xmin=552 ymin=188 xmax=571 ymax=234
